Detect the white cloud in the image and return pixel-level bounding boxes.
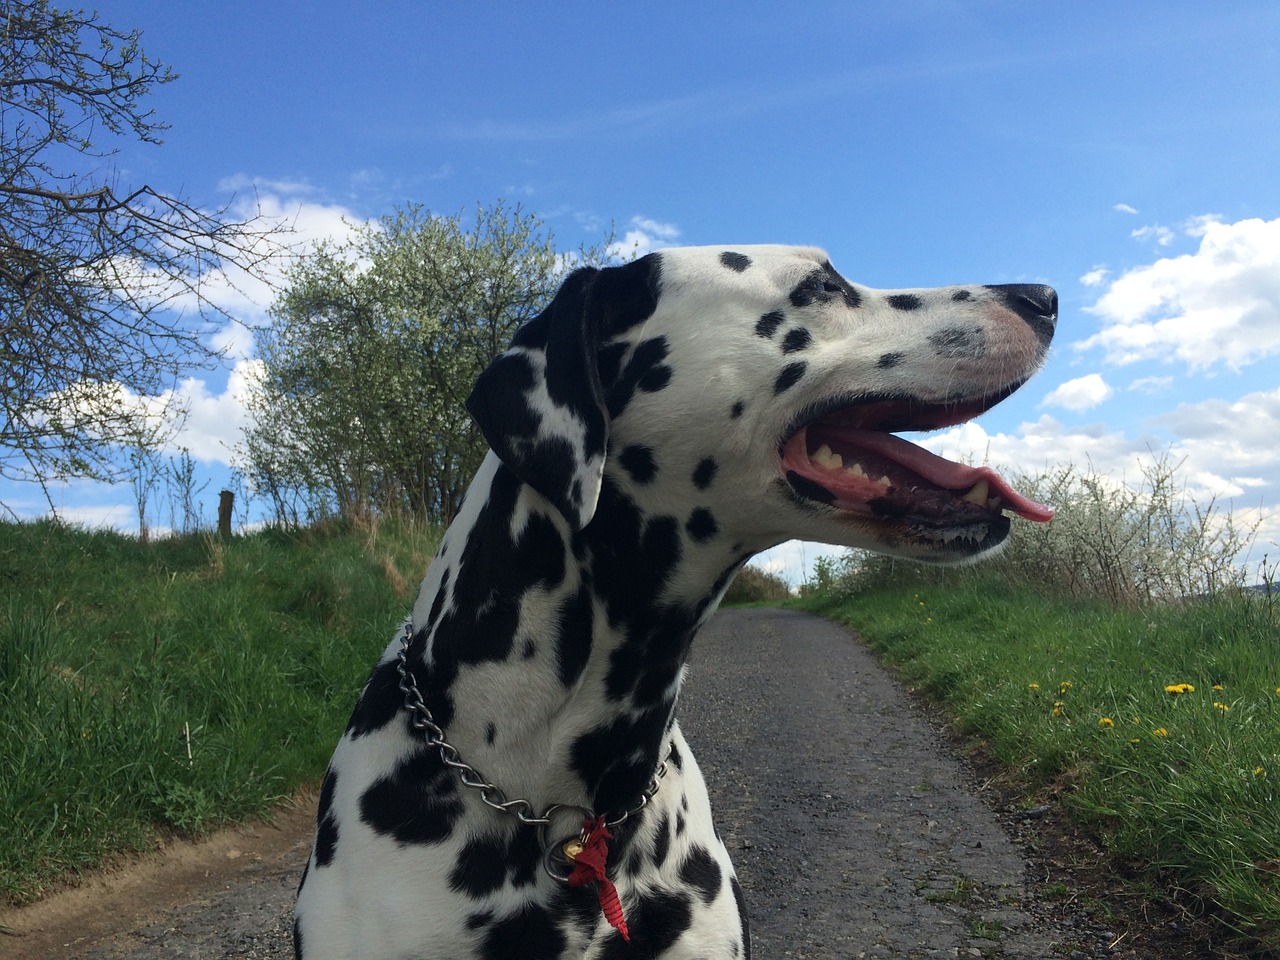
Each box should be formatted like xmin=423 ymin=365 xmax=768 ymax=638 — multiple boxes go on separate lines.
xmin=1114 ymin=203 xmax=1139 ymax=215
xmin=1079 ymin=266 xmax=1109 ymax=287
xmin=1041 ymin=374 xmax=1113 ymax=412
xmin=1127 ymin=375 xmax=1173 ymax=394
xmin=607 ymin=215 xmax=681 ymax=259
xmin=1077 ymin=216 xmax=1280 ymax=370
xmin=160 ymin=359 xmax=265 ymax=464
xmin=1131 ymin=224 xmax=1175 ymax=246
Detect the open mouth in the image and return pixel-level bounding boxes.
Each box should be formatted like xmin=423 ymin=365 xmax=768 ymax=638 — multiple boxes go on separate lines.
xmin=779 ymin=397 xmax=1053 ymax=532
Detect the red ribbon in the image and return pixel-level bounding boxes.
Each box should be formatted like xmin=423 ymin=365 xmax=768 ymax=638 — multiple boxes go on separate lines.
xmin=565 ymin=816 xmax=630 ymax=941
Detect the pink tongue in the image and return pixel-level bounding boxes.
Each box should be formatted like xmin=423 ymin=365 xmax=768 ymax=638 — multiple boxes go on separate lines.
xmin=825 ymin=429 xmax=1054 ymax=522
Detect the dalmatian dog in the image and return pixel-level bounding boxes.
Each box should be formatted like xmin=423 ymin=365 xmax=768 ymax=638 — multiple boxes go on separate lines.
xmin=293 ymin=245 xmax=1056 ymax=959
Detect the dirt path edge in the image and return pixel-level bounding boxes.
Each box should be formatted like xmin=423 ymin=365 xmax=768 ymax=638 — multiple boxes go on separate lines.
xmin=0 ymin=793 xmax=317 ymax=959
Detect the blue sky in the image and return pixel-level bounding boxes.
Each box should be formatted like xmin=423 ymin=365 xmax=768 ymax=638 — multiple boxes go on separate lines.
xmin=10 ymin=1 xmax=1280 ymax=581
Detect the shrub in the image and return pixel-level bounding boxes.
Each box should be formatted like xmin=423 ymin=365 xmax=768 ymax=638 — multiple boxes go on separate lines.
xmin=722 ymin=564 xmax=792 ymax=605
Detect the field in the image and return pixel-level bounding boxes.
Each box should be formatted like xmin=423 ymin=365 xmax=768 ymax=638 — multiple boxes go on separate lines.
xmin=0 ymin=518 xmax=438 ymax=903
xmin=798 ymin=563 xmax=1280 ymax=951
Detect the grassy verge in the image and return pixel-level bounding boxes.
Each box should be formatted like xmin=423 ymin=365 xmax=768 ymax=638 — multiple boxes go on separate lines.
xmin=796 ymin=573 xmax=1280 ymax=952
xmin=0 ymin=518 xmax=438 ymax=904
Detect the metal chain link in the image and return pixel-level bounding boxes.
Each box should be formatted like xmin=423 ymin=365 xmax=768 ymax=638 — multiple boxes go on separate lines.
xmin=394 ymin=623 xmax=668 ymax=831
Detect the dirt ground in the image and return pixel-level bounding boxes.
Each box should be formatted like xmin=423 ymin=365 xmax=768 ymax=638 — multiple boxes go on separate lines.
xmin=1 ymin=609 xmax=1237 ymax=959
xmin=2 ymin=797 xmax=315 ymax=960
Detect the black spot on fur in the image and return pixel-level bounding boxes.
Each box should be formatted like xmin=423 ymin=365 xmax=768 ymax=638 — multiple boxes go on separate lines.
xmin=479 ymin=903 xmax=566 ymax=960
xmin=692 ymin=457 xmax=718 ymax=490
xmin=358 ymin=747 xmax=462 ymax=845
xmin=789 ymin=272 xmax=823 ymax=308
xmin=952 ymin=289 xmax=973 ymax=301
xmin=773 ymin=361 xmax=807 ymax=394
xmin=686 ymin=507 xmax=718 ymax=543
xmin=781 ymin=327 xmax=812 ymax=353
xmin=571 ymin=706 xmax=676 ymax=816
xmin=638 ymin=364 xmax=672 ymax=393
xmin=679 ymin=845 xmax=723 ymax=904
xmin=426 ymin=568 xmax=450 ymax=628
xmin=887 ymin=293 xmax=923 ymax=311
xmin=669 ymin=740 xmax=683 ymax=770
xmin=594 ymin=254 xmax=663 ymax=339
xmin=343 ymin=659 xmax=404 ymax=739
xmin=731 ymin=400 xmax=745 ymax=419
xmin=618 ymin=444 xmax=657 ymax=484
xmin=652 ymin=811 xmax=672 ymax=867
xmin=450 ymin=835 xmax=510 ymax=897
xmin=732 ymin=875 xmax=752 ymax=958
xmin=466 ymin=910 xmax=493 ymax=930
xmin=720 ymin=251 xmax=752 ymax=272
xmin=597 ymin=890 xmax=693 ymax=958
xmin=555 ymin=585 xmax=593 ymax=687
xmin=313 ymin=768 xmax=339 ymax=867
xmin=607 ymin=337 xmax=671 ymax=419
xmin=877 ymin=352 xmax=904 ymax=369
xmin=522 ymin=638 xmax=536 ymax=658
xmin=293 ymin=918 xmax=303 ymax=960
xmin=676 ymin=809 xmax=686 ymax=836
xmin=485 ymin=722 xmax=497 ymax=745
xmin=754 ymin=311 xmax=784 ymax=339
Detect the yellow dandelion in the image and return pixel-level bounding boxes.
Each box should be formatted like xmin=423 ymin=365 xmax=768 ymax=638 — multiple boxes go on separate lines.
xmin=1153 ymin=728 xmax=1169 ymax=737
xmin=1212 ymin=683 xmax=1224 ymax=691
xmin=1214 ymin=702 xmax=1230 ymax=713
xmin=1165 ymin=683 xmax=1195 ymax=695
xmin=925 ymin=617 xmax=933 ymax=624
xmin=1275 ymin=687 xmax=1280 ymax=697
xmin=1254 ymin=767 xmax=1266 ymax=777
xmin=1052 ymin=701 xmax=1065 ymax=718
xmin=1059 ymin=681 xmax=1073 ymax=694
xmin=1098 ymin=717 xmax=1115 ymax=728
xmin=1129 ymin=738 xmax=1142 ymax=744
xmin=1028 ymin=683 xmax=1041 ymax=691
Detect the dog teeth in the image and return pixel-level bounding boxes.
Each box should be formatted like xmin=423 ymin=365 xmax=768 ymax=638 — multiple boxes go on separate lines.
xmin=961 ymin=479 xmax=990 ymax=506
xmin=809 ymin=446 xmax=892 ymax=488
xmin=812 ymin=444 xmax=844 ymax=470
xmin=988 ymin=495 xmax=1002 ymax=510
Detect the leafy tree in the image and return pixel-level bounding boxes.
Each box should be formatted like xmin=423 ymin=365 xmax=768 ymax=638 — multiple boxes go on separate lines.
xmin=1 ymin=0 xmax=282 ymax=504
xmin=242 ymin=202 xmax=613 ymax=524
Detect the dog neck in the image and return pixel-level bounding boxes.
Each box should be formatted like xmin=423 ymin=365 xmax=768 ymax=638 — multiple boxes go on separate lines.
xmin=407 ymin=453 xmax=745 ymax=820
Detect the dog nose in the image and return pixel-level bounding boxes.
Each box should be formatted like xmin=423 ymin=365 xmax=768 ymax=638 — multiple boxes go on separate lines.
xmin=986 ymin=283 xmax=1057 ymax=347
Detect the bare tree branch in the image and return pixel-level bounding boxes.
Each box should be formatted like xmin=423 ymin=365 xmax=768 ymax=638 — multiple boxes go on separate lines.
xmin=1 ymin=0 xmax=291 ymax=497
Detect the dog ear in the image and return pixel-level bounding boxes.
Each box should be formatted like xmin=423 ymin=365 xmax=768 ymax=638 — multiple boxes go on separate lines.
xmin=465 ymin=267 xmax=610 ymax=530
xmin=466 ymin=257 xmax=661 ymax=530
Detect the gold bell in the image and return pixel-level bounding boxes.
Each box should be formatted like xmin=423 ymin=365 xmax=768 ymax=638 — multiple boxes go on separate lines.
xmin=562 ymin=839 xmax=584 ymax=862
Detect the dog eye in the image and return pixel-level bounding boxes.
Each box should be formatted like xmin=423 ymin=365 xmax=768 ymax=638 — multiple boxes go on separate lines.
xmin=821 ymin=278 xmax=843 ymax=294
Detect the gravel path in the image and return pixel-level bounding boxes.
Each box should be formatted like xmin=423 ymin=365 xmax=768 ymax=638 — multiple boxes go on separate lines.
xmin=11 ymin=608 xmax=1135 ymax=959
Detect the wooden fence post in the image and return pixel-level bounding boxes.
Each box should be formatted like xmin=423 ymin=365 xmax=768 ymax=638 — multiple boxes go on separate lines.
xmin=218 ymin=490 xmax=234 ymax=539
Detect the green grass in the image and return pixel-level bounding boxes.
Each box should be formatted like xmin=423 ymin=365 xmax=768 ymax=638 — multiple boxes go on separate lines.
xmin=0 ymin=518 xmax=438 ymax=904
xmin=797 ymin=574 xmax=1280 ymax=951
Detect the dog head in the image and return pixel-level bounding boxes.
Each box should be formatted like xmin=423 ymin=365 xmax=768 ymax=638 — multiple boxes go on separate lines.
xmin=467 ymin=245 xmax=1054 ymax=562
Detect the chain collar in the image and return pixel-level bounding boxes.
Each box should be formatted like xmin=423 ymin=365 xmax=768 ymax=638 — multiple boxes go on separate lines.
xmin=394 ymin=622 xmax=669 ymax=837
